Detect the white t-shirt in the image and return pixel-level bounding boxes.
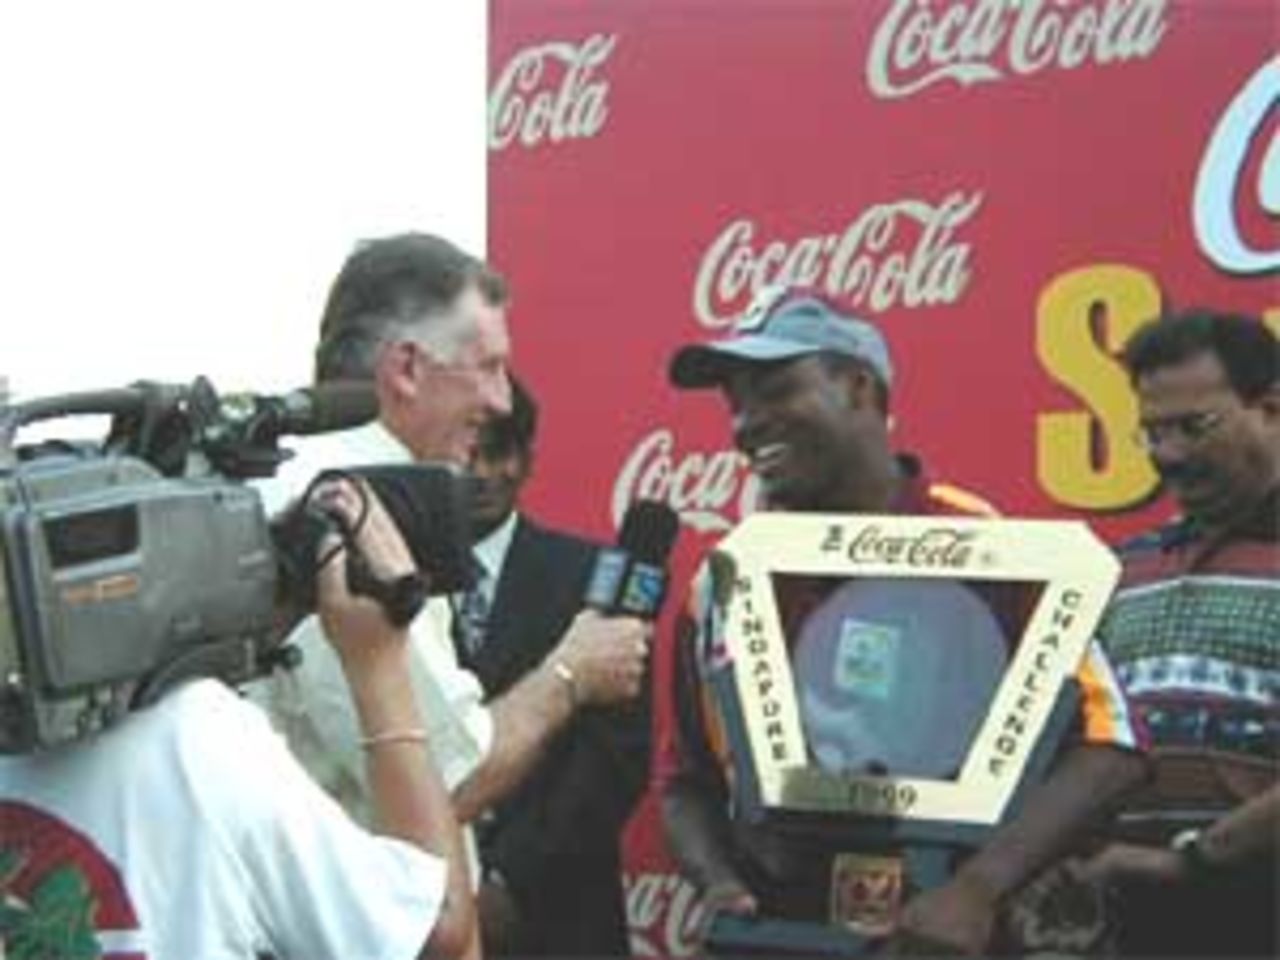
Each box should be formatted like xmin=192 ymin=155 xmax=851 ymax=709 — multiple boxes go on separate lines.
xmin=248 ymin=420 xmax=492 ymax=830
xmin=0 ymin=680 xmax=444 ymax=959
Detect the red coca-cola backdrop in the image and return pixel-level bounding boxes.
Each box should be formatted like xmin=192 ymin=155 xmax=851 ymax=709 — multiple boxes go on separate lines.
xmin=488 ymin=1 xmax=1277 ymax=954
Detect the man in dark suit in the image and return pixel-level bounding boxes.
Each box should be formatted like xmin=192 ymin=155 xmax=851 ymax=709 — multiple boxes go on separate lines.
xmin=458 ymin=376 xmax=650 ymax=957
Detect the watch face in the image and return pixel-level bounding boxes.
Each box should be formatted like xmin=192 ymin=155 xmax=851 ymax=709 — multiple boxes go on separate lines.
xmin=1170 ymin=828 xmax=1199 ymax=851
xmin=1171 ymin=828 xmax=1204 ymax=854
xmin=1170 ymin=828 xmax=1210 ymax=874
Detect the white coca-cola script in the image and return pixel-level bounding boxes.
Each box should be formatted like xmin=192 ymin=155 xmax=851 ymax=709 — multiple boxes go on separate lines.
xmin=692 ymin=190 xmax=982 ymax=328
xmin=612 ymin=428 xmax=759 ymax=533
xmin=1193 ymin=57 xmax=1279 ymax=275
xmin=624 ymin=871 xmax=706 ymax=958
xmin=866 ymin=0 xmax=1168 ymax=100
xmin=489 ymin=33 xmax=617 ymax=150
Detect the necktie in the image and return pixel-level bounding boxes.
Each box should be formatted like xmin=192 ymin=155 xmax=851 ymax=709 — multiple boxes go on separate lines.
xmin=459 ymin=555 xmax=490 ymax=656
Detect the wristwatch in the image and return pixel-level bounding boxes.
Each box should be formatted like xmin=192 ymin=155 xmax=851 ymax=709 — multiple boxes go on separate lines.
xmin=1169 ymin=827 xmax=1212 ymax=876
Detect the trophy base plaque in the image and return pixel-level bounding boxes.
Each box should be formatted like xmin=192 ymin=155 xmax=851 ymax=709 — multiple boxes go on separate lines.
xmin=704 ymin=913 xmax=870 ymax=958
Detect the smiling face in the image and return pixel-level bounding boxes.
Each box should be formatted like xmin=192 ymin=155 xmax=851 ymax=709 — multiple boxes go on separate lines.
xmin=1136 ymin=351 xmax=1280 ymax=528
xmin=385 ymin=284 xmax=512 ymax=465
xmin=721 ymin=354 xmax=890 ymax=511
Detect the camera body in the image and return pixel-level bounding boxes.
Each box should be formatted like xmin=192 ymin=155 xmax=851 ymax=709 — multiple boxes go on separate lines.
xmin=0 ymin=379 xmax=474 ymax=753
xmin=0 ymin=450 xmax=277 ymax=752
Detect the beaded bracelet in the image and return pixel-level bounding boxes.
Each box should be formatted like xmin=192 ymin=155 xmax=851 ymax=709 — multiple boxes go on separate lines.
xmin=360 ymin=728 xmax=428 ymax=750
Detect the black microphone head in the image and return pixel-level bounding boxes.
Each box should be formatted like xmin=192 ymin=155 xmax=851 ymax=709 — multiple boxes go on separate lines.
xmin=617 ymin=499 xmax=680 ymax=564
xmin=280 ymin=381 xmax=379 ymax=435
xmin=585 ymin=500 xmax=679 ymax=619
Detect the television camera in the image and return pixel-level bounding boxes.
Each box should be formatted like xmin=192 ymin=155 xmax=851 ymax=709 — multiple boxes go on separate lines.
xmin=0 ymin=377 xmax=474 ymax=753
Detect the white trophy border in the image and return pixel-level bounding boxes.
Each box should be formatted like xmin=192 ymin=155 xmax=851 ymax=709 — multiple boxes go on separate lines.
xmin=714 ymin=513 xmax=1119 ymax=828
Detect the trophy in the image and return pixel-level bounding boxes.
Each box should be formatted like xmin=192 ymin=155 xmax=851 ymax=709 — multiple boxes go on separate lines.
xmin=700 ymin=514 xmax=1119 ymax=957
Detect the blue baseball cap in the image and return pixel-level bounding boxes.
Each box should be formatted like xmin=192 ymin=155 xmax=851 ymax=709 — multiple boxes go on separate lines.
xmin=668 ymin=286 xmax=894 ymax=389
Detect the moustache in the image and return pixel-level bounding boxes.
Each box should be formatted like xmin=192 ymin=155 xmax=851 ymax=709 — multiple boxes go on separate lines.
xmin=1155 ymin=459 xmax=1215 ymax=486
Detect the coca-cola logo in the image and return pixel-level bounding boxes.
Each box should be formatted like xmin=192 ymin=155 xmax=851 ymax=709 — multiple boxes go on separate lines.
xmin=692 ymin=190 xmax=981 ymax=328
xmin=612 ymin=428 xmax=760 ymax=533
xmin=866 ymin=0 xmax=1169 ymax=100
xmin=1193 ymin=57 xmax=1279 ymax=275
xmin=838 ymin=524 xmax=979 ymax=568
xmin=625 ymin=870 xmax=706 ymax=958
xmin=488 ymin=33 xmax=617 ymax=151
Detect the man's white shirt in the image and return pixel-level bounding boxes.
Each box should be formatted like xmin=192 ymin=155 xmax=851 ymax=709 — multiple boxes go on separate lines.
xmin=468 ymin=509 xmax=519 ymax=613
xmin=246 ymin=420 xmax=492 ymax=861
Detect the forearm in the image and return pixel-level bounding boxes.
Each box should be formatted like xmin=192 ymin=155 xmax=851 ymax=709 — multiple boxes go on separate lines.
xmin=661 ymin=777 xmax=746 ymax=893
xmin=311 ymin=480 xmax=476 ymax=957
xmin=957 ymin=744 xmax=1147 ymax=899
xmin=1200 ymin=785 xmax=1280 ymax=868
xmin=346 ymin=652 xmax=474 ymax=956
xmin=451 ymin=660 xmax=574 ymax=823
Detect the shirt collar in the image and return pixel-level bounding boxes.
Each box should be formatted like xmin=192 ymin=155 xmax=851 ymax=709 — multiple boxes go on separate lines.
xmin=473 ymin=510 xmax=520 ymax=583
xmin=253 ymin=417 xmax=414 ymax=516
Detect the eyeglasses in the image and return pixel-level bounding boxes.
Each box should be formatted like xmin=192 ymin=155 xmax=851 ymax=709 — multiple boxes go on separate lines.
xmin=1131 ymin=409 xmax=1228 ymax=451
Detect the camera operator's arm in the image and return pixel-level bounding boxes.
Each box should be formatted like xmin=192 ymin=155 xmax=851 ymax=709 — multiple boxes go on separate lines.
xmin=451 ymin=610 xmax=650 ymax=823
xmin=314 ymin=480 xmax=475 ymax=959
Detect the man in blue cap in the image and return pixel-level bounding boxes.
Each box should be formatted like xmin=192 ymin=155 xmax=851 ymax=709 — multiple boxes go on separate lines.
xmin=657 ymin=285 xmax=1148 ymax=955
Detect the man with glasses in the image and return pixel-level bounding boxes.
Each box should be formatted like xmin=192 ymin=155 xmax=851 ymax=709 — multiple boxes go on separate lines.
xmin=252 ymin=234 xmax=650 ymax=893
xmin=1078 ymin=309 xmax=1279 ymax=957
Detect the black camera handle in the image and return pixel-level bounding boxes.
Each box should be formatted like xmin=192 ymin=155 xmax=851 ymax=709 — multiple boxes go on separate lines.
xmin=300 ymin=469 xmax=428 ymax=629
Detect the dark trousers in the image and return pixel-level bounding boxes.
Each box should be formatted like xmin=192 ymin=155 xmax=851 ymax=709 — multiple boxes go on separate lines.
xmin=1112 ymin=857 xmax=1277 ymax=958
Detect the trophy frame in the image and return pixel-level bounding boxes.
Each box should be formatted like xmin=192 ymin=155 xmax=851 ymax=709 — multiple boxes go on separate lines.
xmin=704 ymin=513 xmax=1120 ymax=843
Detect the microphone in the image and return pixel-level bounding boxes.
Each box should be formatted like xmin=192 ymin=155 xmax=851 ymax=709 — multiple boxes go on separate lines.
xmin=0 ymin=378 xmax=377 ymax=439
xmin=584 ymin=500 xmax=680 ymax=619
xmin=244 ymin=381 xmax=379 ymax=437
xmin=185 ymin=378 xmax=379 ymax=478
xmin=127 ymin=378 xmax=378 ymax=477
xmin=0 ymin=377 xmax=379 ymax=475
xmin=182 ymin=377 xmax=378 ymax=444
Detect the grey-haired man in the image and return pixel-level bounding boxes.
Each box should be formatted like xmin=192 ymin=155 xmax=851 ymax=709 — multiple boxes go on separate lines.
xmin=254 ymin=235 xmax=650 ymax=897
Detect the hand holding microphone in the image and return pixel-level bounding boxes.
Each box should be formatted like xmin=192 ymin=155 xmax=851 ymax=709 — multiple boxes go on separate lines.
xmin=545 ymin=500 xmax=679 ymax=707
xmin=552 ymin=610 xmax=652 ymax=706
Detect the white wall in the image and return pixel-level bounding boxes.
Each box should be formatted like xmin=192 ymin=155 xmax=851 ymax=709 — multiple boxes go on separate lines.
xmin=0 ymin=1 xmax=487 ymax=413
